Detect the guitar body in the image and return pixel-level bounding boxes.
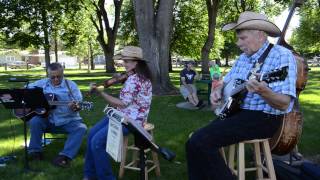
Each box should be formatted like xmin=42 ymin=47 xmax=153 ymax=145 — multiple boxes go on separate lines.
xmin=13 ymin=108 xmax=48 ymax=121
xmin=13 ymin=93 xmax=57 ymax=121
xmin=215 ymin=79 xmax=247 ymax=119
xmin=13 ymin=93 xmax=94 ymax=121
xmin=44 ymin=93 xmax=57 ymax=109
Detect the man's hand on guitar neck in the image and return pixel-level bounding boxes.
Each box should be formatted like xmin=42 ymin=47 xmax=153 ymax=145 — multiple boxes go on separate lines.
xmin=246 ymin=78 xmax=291 ymax=111
xmin=68 ymin=101 xmax=81 ymax=112
xmin=246 ymin=78 xmax=269 ymax=95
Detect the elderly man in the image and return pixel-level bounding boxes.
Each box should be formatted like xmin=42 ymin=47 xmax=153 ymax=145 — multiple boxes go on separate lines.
xmin=186 ymin=11 xmax=297 ymax=179
xmin=28 ymin=62 xmax=87 ymax=168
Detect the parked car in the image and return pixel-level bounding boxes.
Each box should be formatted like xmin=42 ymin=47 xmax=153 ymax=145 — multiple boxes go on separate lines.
xmin=8 ymin=61 xmax=35 ymax=69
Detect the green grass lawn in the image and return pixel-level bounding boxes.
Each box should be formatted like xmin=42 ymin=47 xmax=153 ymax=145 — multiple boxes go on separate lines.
xmin=0 ymin=67 xmax=319 ymax=180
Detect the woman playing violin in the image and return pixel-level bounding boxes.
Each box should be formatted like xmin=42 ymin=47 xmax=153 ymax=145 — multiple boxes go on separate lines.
xmin=83 ymin=46 xmax=152 ymax=180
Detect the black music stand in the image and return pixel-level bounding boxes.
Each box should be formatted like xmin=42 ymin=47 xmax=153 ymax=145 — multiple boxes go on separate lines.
xmin=0 ymin=87 xmax=49 ymax=171
xmin=123 ymin=122 xmax=176 ymax=180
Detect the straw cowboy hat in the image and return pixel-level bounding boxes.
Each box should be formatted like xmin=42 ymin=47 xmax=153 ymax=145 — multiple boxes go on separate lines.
xmin=114 ymin=46 xmax=147 ymax=61
xmin=222 ymin=11 xmax=281 ymax=37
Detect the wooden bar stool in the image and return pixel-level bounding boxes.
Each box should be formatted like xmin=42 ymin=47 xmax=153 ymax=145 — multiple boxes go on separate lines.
xmin=118 ymin=122 xmax=161 ymax=180
xmin=227 ymin=139 xmax=276 ymax=180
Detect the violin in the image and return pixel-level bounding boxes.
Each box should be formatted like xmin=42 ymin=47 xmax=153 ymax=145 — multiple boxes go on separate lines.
xmin=103 ymin=70 xmax=135 ymax=88
xmin=88 ymin=70 xmax=135 ymax=95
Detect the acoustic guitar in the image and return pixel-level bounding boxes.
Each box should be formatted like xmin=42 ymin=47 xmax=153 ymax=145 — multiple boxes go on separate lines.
xmin=13 ymin=93 xmax=93 ymax=121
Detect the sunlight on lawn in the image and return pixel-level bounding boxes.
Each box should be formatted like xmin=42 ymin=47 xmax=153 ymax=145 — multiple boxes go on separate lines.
xmin=0 ymin=67 xmax=319 ymax=180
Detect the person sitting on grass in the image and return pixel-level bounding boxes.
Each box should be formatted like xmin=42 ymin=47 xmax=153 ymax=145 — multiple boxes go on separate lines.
xmin=179 ymin=61 xmax=204 ymax=108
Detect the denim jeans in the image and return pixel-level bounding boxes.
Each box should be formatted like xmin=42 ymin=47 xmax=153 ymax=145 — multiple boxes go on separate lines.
xmin=186 ymin=110 xmax=282 ymax=180
xmin=84 ymin=116 xmax=129 ymax=180
xmin=28 ymin=115 xmax=87 ymax=159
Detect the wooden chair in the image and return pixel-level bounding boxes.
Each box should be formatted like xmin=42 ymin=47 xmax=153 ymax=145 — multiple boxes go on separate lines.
xmin=118 ymin=123 xmax=161 ymax=180
xmin=227 ymin=139 xmax=276 ymax=180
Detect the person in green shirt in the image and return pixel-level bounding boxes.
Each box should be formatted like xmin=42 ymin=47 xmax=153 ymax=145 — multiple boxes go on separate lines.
xmin=209 ymin=61 xmax=221 ymax=80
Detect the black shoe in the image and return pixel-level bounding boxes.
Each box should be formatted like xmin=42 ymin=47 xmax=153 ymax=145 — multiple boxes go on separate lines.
xmin=196 ymin=100 xmax=203 ymax=107
xmin=29 ymin=152 xmax=43 ymax=161
xmin=52 ymin=155 xmax=71 ymax=168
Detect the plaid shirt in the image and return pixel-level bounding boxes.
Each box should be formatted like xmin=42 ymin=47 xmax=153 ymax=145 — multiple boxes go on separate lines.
xmin=224 ymin=41 xmax=297 ymax=115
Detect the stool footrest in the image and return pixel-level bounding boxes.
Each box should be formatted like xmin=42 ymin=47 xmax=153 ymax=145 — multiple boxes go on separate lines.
xmin=227 ymin=139 xmax=276 ymax=180
xmin=119 ymin=125 xmax=161 ymax=179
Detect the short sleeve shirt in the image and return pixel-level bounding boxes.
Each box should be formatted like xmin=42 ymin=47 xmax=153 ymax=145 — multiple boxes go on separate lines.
xmin=180 ymin=68 xmax=196 ymax=84
xmin=119 ymin=74 xmax=152 ymax=125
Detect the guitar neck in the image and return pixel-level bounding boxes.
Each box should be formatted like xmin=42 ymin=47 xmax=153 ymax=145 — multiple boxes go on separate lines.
xmin=230 ymin=82 xmax=248 ymax=97
xmin=48 ymin=101 xmax=72 ymax=106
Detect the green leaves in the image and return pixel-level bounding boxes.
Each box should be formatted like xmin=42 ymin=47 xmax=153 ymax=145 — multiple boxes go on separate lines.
xmin=290 ymin=0 xmax=320 ymax=57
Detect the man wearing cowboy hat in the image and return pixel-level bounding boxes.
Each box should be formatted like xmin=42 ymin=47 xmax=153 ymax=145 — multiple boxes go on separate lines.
xmin=186 ymin=11 xmax=297 ymax=179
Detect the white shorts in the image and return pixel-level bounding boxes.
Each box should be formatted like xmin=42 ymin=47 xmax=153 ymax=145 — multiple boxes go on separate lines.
xmin=180 ymin=84 xmax=197 ymax=99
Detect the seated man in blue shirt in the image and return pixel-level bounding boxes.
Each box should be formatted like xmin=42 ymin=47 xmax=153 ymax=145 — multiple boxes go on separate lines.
xmin=186 ymin=11 xmax=297 ymax=180
xmin=28 ymin=62 xmax=87 ymax=168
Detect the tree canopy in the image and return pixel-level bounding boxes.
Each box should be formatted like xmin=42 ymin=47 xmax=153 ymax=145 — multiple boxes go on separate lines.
xmin=290 ymin=0 xmax=320 ymax=57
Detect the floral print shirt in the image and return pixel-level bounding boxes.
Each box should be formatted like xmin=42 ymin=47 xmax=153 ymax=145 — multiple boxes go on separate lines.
xmin=119 ymin=73 xmax=152 ymax=125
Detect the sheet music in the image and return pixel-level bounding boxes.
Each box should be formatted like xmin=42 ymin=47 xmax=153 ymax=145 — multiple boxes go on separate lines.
xmin=106 ymin=110 xmax=123 ymax=162
xmin=104 ymin=106 xmax=153 ymax=162
xmin=104 ymin=106 xmax=152 ymax=140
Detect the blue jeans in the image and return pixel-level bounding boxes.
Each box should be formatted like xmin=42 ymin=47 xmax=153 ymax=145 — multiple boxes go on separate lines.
xmin=84 ymin=116 xmax=129 ymax=180
xmin=28 ymin=116 xmax=87 ymax=159
xmin=186 ymin=110 xmax=282 ymax=180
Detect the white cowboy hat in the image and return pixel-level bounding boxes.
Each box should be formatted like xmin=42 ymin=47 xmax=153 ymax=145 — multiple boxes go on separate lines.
xmin=222 ymin=11 xmax=281 ymax=37
xmin=114 ymin=46 xmax=147 ymax=61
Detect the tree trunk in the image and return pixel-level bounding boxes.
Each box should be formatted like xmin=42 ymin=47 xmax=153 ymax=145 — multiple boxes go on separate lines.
xmin=216 ymin=59 xmax=221 ymax=66
xmin=41 ymin=7 xmax=51 ymax=72
xmin=226 ymin=55 xmax=229 ymax=67
xmin=169 ymin=52 xmax=173 ymax=72
xmin=133 ymin=0 xmax=177 ymax=95
xmin=200 ymin=0 xmax=220 ymax=75
xmin=89 ymin=41 xmax=95 ymax=70
xmin=79 ymin=57 xmax=82 ymax=69
xmin=90 ymin=0 xmax=123 ymax=73
xmin=54 ymin=31 xmax=58 ymax=63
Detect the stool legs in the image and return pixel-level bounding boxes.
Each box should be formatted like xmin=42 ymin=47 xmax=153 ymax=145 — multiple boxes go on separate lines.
xmin=228 ymin=139 xmax=276 ymax=180
xmin=262 ymin=140 xmax=276 ymax=180
xmin=253 ymin=142 xmax=264 ymax=179
xmin=219 ymin=147 xmax=227 ymax=164
xmin=228 ymin=144 xmax=236 ymax=174
xmin=118 ymin=132 xmax=161 ymax=179
xmin=119 ymin=136 xmax=129 ymax=178
xmin=238 ymin=143 xmax=245 ymax=180
xmin=151 ymin=150 xmax=161 ymax=176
